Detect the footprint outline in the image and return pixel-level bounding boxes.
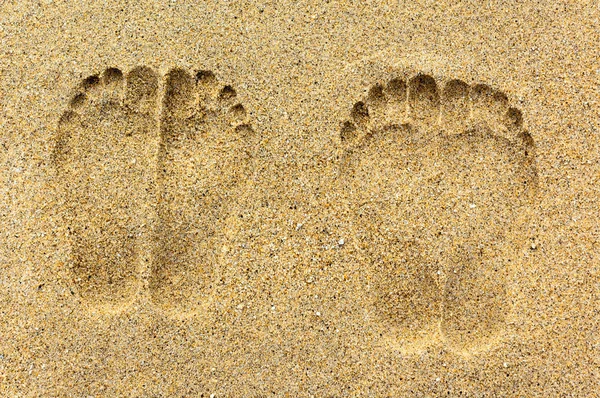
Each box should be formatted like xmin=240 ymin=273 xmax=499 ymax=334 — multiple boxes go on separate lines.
xmin=338 ymin=72 xmax=538 ymax=354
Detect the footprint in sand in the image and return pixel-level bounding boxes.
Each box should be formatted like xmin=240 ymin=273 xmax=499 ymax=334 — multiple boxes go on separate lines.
xmin=53 ymin=66 xmax=255 ymax=315
xmin=339 ymin=74 xmax=538 ymax=353
xmin=150 ymin=68 xmax=255 ymax=315
xmin=52 ymin=67 xmax=159 ymax=311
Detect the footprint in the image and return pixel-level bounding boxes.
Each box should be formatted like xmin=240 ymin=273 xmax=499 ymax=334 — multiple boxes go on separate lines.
xmin=52 ymin=66 xmax=159 ymax=311
xmin=150 ymin=68 xmax=256 ymax=315
xmin=339 ymin=74 xmax=537 ymax=353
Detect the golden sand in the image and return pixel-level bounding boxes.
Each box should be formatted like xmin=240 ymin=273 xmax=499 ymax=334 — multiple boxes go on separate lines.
xmin=1 ymin=1 xmax=599 ymax=396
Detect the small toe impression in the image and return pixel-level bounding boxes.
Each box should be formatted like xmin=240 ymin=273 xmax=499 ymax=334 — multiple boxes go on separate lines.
xmin=126 ymin=66 xmax=159 ymax=114
xmin=196 ymin=70 xmax=217 ymax=86
xmin=103 ymin=68 xmax=124 ymax=85
xmin=365 ymin=84 xmax=386 ymax=116
xmin=441 ymin=79 xmax=470 ymax=133
xmin=217 ymin=85 xmax=238 ymax=109
xmin=350 ymin=101 xmax=370 ymax=129
xmin=506 ymin=107 xmax=523 ymax=131
xmin=408 ymin=74 xmax=440 ymax=125
xmin=508 ymin=107 xmax=535 ymax=155
xmin=366 ymin=84 xmax=386 ymax=127
xmin=340 ymin=120 xmax=359 ymax=145
xmin=69 ymin=93 xmax=87 ymax=110
xmin=471 ymin=84 xmax=509 ymax=131
xmin=233 ymin=123 xmax=255 ymax=141
xmin=164 ymin=68 xmax=195 ymax=118
xmin=383 ymin=78 xmax=407 ymax=123
xmin=77 ymin=75 xmax=101 ymax=103
xmin=228 ymin=103 xmax=247 ymax=124
xmin=81 ymin=74 xmax=100 ymax=92
xmin=102 ymin=68 xmax=124 ymax=103
xmin=367 ymin=83 xmax=385 ymax=104
xmin=196 ymin=70 xmax=219 ymax=106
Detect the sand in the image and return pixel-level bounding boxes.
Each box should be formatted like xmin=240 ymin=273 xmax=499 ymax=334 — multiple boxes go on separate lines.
xmin=1 ymin=0 xmax=599 ymax=396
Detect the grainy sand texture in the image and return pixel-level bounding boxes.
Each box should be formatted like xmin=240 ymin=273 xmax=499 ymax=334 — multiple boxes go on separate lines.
xmin=1 ymin=1 xmax=599 ymax=396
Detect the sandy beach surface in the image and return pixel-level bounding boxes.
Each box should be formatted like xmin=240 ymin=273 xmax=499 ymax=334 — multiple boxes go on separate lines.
xmin=1 ymin=0 xmax=599 ymax=396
